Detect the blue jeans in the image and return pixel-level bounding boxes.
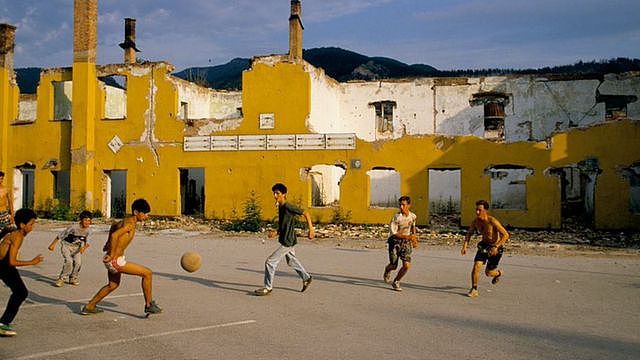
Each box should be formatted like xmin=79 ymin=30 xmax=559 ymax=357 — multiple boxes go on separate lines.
xmin=59 ymin=242 xmax=83 ymax=280
xmin=264 ymin=244 xmax=310 ymax=290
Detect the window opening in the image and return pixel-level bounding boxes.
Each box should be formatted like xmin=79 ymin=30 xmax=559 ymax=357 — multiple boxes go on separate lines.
xmin=309 ymin=164 xmax=346 ymax=207
xmin=367 ymin=167 xmax=400 ymax=208
xmin=486 ymin=166 xmax=533 ymax=210
xmin=53 ymin=81 xmax=72 ymax=121
xmin=369 ymin=100 xmax=396 ymax=137
xmin=99 ymin=75 xmax=127 ymax=119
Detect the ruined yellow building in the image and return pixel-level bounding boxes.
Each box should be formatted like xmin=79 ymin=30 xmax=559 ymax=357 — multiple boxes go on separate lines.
xmin=0 ymin=1 xmax=639 ymax=230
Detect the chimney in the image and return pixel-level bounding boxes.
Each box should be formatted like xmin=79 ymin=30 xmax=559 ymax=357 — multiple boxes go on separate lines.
xmin=0 ymin=24 xmax=16 ymax=70
xmin=73 ymin=0 xmax=97 ymax=63
xmin=288 ymin=0 xmax=303 ymax=62
xmin=119 ymin=18 xmax=140 ymax=64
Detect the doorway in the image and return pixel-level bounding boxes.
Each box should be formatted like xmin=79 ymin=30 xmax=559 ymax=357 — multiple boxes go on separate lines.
xmin=180 ymin=168 xmax=204 ymax=215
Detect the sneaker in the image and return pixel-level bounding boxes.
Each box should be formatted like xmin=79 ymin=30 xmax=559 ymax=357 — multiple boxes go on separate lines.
xmin=0 ymin=323 xmax=17 ymax=337
xmin=301 ymin=276 xmax=313 ymax=292
xmin=144 ymin=300 xmax=163 ymax=314
xmin=392 ymin=281 xmax=402 ymax=292
xmin=253 ymin=288 xmax=272 ymax=296
xmin=69 ymin=278 xmax=80 ymax=286
xmin=468 ymin=288 xmax=479 ymax=298
xmin=491 ymin=270 xmax=502 ymax=285
xmin=80 ymin=305 xmax=104 ymax=315
xmin=383 ymin=271 xmax=391 ymax=284
xmin=54 ymin=278 xmax=64 ymax=287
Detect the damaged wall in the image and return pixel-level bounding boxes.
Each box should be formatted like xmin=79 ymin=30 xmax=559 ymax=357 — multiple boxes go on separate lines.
xmin=1 ymin=41 xmax=639 ymax=230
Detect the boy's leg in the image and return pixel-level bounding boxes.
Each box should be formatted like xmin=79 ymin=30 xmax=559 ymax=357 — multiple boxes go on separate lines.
xmin=468 ymin=261 xmax=483 ymax=297
xmin=284 ymin=248 xmax=310 ymax=281
xmin=0 ymin=267 xmax=28 ymax=325
xmin=84 ymin=272 xmax=121 ymax=310
xmin=384 ymin=241 xmax=399 ymax=283
xmin=70 ymin=246 xmax=82 ymax=283
xmin=264 ymin=245 xmax=289 ymax=289
xmin=118 ymin=261 xmax=154 ymax=307
xmin=59 ymin=242 xmax=73 ymax=281
xmin=394 ymin=260 xmax=411 ymax=283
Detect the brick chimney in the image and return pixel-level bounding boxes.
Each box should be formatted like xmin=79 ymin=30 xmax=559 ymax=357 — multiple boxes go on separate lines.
xmin=288 ymin=0 xmax=303 ymax=62
xmin=0 ymin=24 xmax=16 ymax=70
xmin=73 ymin=0 xmax=97 ymax=63
xmin=119 ymin=18 xmax=140 ymax=64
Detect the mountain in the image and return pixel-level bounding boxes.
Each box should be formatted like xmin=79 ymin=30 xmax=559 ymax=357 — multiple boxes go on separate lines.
xmin=14 ymin=50 xmax=640 ymax=93
xmin=172 ymin=47 xmax=440 ymax=89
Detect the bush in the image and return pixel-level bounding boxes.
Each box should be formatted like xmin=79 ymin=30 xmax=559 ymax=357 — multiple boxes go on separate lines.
xmin=331 ymin=207 xmax=352 ymax=225
xmin=223 ymin=191 xmax=263 ymax=232
xmin=39 ymin=198 xmax=75 ymax=221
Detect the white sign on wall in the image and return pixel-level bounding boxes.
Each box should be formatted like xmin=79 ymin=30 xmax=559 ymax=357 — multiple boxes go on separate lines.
xmin=108 ymin=135 xmax=124 ymax=154
xmin=259 ymin=113 xmax=275 ymax=129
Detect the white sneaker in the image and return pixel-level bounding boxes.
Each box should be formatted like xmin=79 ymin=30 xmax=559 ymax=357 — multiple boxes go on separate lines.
xmin=54 ymin=278 xmax=64 ymax=287
xmin=0 ymin=323 xmax=17 ymax=337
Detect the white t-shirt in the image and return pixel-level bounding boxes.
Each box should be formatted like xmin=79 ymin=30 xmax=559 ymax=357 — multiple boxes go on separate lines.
xmin=389 ymin=211 xmax=417 ymax=237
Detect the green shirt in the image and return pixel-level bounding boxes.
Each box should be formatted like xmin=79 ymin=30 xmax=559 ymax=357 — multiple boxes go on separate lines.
xmin=278 ymin=201 xmax=304 ymax=247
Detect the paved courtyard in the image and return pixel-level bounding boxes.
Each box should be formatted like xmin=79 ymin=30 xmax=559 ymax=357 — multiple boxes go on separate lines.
xmin=1 ymin=226 xmax=639 ymax=359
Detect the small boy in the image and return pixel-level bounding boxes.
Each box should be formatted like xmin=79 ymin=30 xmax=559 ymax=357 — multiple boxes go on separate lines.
xmin=383 ymin=196 xmax=418 ymax=292
xmin=48 ymin=210 xmax=92 ymax=287
xmin=80 ymin=199 xmax=162 ymax=315
xmin=0 ymin=208 xmax=43 ymax=337
xmin=254 ymin=183 xmax=314 ymax=296
xmin=461 ymin=200 xmax=510 ymax=298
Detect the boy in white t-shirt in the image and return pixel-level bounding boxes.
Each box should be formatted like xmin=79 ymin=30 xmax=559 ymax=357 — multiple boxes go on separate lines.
xmin=48 ymin=211 xmax=92 ymax=286
xmin=383 ymin=196 xmax=418 ymax=292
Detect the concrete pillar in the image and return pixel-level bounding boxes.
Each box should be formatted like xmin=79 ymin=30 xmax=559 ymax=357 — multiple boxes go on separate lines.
xmin=71 ymin=0 xmax=98 ymax=210
xmin=0 ymin=24 xmax=17 ymax=175
xmin=288 ymin=0 xmax=303 ymax=62
xmin=0 ymin=24 xmax=16 ymax=70
xmin=119 ymin=18 xmax=140 ymax=64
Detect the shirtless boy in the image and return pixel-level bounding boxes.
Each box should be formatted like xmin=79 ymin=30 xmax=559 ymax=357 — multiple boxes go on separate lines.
xmin=461 ymin=200 xmax=509 ymax=298
xmin=81 ymin=199 xmax=162 ymax=315
xmin=0 ymin=172 xmax=15 ymax=230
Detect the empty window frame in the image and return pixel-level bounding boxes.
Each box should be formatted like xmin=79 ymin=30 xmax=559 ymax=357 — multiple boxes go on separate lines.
xmin=369 ymin=101 xmax=396 ymax=135
xmin=471 ymin=92 xmax=510 ymax=141
xmin=487 ymin=166 xmax=533 ymax=210
xmin=180 ymin=168 xmax=205 ymax=215
xmin=620 ymin=164 xmax=640 ymax=214
xmin=53 ymin=81 xmax=72 ymax=121
xmin=428 ymin=169 xmax=461 ymax=215
xmin=100 ymin=75 xmax=127 ymax=119
xmin=52 ymin=170 xmax=70 ymax=205
xmin=310 ymin=164 xmax=346 ymax=207
xmin=596 ymin=93 xmax=638 ymax=120
xmin=367 ymin=168 xmax=400 ymax=208
xmin=179 ymin=101 xmax=188 ymax=120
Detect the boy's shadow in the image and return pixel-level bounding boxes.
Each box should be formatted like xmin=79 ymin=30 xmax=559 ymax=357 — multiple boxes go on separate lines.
xmin=154 ymin=271 xmax=259 ymax=295
xmin=236 ymin=267 xmax=467 ymax=295
xmin=18 ymin=269 xmax=148 ymax=318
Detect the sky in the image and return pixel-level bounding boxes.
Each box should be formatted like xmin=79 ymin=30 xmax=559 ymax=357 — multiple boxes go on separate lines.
xmin=1 ymin=0 xmax=639 ymax=72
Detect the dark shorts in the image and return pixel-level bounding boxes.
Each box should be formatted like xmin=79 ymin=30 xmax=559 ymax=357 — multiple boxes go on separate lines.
xmin=473 ymin=243 xmax=504 ymax=270
xmin=388 ymin=236 xmax=412 ymax=265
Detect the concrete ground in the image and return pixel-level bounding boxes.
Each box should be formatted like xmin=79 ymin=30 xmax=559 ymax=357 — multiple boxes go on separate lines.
xmin=1 ymin=226 xmax=639 ymax=360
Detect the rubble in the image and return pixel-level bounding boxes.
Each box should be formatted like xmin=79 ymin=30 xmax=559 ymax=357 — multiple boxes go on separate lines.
xmin=35 ymin=216 xmax=640 ymax=257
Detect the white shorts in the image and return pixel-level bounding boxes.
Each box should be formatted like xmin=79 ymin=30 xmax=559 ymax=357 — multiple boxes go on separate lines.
xmin=104 ymin=254 xmax=126 ymax=274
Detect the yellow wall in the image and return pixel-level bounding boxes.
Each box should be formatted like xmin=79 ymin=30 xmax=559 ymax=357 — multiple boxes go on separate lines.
xmin=1 ymin=58 xmax=638 ymax=230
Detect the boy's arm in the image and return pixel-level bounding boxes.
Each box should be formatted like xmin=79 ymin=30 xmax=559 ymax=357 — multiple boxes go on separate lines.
xmin=491 ymin=218 xmax=510 ymax=248
xmin=8 ymin=234 xmax=43 ymax=267
xmin=303 ymin=210 xmax=315 ymax=239
xmin=461 ymin=221 xmax=476 ymax=255
xmin=47 ymin=237 xmax=60 ymax=251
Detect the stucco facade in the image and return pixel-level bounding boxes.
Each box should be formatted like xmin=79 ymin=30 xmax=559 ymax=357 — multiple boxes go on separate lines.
xmin=0 ymin=3 xmax=639 ymax=230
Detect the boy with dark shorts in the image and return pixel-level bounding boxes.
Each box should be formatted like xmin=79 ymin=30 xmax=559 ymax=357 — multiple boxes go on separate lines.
xmin=48 ymin=210 xmax=92 ymax=287
xmin=0 ymin=208 xmax=43 ymax=337
xmin=383 ymin=196 xmax=418 ymax=292
xmin=81 ymin=199 xmax=162 ymax=315
xmin=461 ymin=200 xmax=510 ymax=298
xmin=254 ymin=183 xmax=314 ymax=296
